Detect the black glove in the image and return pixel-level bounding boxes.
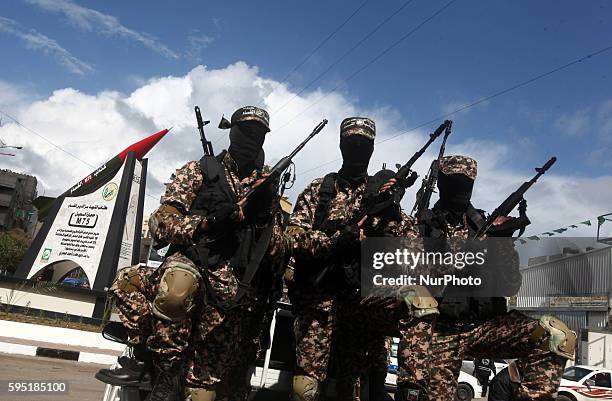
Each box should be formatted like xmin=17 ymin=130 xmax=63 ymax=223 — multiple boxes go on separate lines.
xmin=206 ymin=203 xmax=239 ymax=231
xmin=398 ymin=171 xmax=418 ymax=188
xmin=334 ymin=224 xmax=361 ymax=250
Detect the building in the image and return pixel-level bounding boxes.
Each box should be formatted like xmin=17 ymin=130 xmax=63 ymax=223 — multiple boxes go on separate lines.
xmin=0 ymin=170 xmax=38 ymax=234
xmin=512 ymin=245 xmax=612 ymax=333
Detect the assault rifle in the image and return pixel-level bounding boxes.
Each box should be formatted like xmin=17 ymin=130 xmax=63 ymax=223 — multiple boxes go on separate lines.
xmin=194 ymin=106 xmax=213 ymax=156
xmin=238 ymin=119 xmax=328 ymax=206
xmin=356 ymin=120 xmax=452 ymax=226
xmin=411 ymin=120 xmax=453 ymax=218
xmin=474 ymin=157 xmax=557 ymax=238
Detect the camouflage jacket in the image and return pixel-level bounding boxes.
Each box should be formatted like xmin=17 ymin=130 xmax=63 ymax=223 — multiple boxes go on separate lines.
xmin=149 ymin=152 xmax=285 ymax=266
xmin=287 ymin=175 xmax=407 ymax=263
xmin=423 ymin=206 xmax=522 ymax=303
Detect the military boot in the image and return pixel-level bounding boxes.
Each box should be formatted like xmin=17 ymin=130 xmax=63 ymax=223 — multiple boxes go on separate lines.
xmin=95 ymin=345 xmax=152 ymax=387
xmin=145 ymin=360 xmax=183 ymax=401
xmin=368 ymin=372 xmax=393 ymax=401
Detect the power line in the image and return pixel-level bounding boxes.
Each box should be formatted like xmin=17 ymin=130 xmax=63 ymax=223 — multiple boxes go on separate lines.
xmin=296 ymin=42 xmax=612 ymax=179
xmin=271 ymin=0 xmax=418 ymax=115
xmin=0 ymin=109 xmax=162 ymax=201
xmin=258 ymin=0 xmax=371 ymax=107
xmin=271 ymin=0 xmax=458 ymax=134
xmin=0 ymin=110 xmax=95 ymax=168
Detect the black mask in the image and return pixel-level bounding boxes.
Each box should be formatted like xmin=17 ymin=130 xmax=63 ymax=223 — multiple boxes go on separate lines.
xmin=228 ymin=121 xmax=266 ymax=179
xmin=436 ymin=172 xmax=474 ymax=213
xmin=338 ymin=135 xmax=374 ymax=185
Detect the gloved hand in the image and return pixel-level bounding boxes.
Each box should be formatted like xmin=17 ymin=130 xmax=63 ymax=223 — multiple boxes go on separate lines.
xmin=334 ymin=224 xmax=361 ymax=250
xmin=398 ymin=171 xmax=418 ymax=188
xmin=206 ymin=203 xmax=239 ymax=231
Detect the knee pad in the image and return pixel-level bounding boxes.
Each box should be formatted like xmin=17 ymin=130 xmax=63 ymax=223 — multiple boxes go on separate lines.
xmin=531 ymin=315 xmax=576 ymax=360
xmin=402 ymin=286 xmax=439 ymax=318
xmin=292 ymin=375 xmax=320 ymax=401
xmin=153 ymin=262 xmax=201 ymax=322
xmin=185 ymin=387 xmax=216 ymax=401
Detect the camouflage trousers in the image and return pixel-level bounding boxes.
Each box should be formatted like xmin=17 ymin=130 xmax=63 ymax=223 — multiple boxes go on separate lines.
xmin=110 ymin=264 xmax=157 ymax=346
xmin=143 ymin=253 xmax=272 ymax=398
xmin=291 ymin=287 xmax=336 ymax=383
xmin=291 ymin=287 xmax=399 ymax=391
xmin=398 ymin=310 xmax=567 ymax=401
xmin=334 ymin=293 xmax=399 ymax=400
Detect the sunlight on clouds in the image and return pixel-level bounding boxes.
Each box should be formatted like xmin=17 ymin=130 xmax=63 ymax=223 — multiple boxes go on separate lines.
xmin=1 ymin=62 xmax=611 ymax=238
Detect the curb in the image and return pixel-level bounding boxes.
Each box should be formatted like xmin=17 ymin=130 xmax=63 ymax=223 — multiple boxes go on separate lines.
xmin=0 ymin=320 xmax=124 ymax=366
xmin=0 ymin=340 xmax=117 ymax=365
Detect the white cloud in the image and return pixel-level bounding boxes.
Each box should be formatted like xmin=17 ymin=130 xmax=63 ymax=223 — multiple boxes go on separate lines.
xmin=185 ymin=29 xmax=214 ymax=62
xmin=0 ymin=16 xmax=93 ymax=75
xmin=25 ymin=0 xmax=179 ymax=59
xmin=554 ymin=108 xmax=591 ymax=137
xmin=1 ymin=62 xmax=610 ymax=240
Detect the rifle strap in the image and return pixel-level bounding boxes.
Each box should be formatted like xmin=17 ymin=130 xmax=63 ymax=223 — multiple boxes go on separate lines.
xmin=466 ymin=204 xmax=485 ymax=232
xmin=216 ymin=220 xmax=276 ymax=311
xmin=313 ymin=173 xmax=337 ymax=230
xmin=199 ymin=150 xmax=237 ymax=204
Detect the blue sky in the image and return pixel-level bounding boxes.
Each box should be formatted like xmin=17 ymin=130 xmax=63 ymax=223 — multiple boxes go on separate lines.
xmin=2 ymin=0 xmax=611 ymax=176
xmin=1 ymin=0 xmax=611 ymax=236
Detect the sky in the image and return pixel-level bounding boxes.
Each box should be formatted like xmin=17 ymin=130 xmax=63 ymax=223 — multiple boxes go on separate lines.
xmin=0 ymin=0 xmax=611 ymax=239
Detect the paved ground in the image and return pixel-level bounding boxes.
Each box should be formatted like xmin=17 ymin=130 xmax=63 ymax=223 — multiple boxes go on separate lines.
xmin=0 ymin=354 xmax=488 ymax=401
xmin=0 ymin=353 xmax=107 ymax=401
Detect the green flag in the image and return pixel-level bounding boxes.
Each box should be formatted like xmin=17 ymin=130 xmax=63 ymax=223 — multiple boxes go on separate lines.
xmin=553 ymin=228 xmax=568 ymax=234
xmin=581 ymin=220 xmax=592 ymax=226
xmin=527 ymin=236 xmax=540 ymax=240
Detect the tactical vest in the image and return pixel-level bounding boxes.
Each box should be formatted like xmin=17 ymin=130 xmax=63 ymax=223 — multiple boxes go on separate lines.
xmin=419 ymin=205 xmax=507 ymax=323
xmin=174 ymin=151 xmax=276 ymax=310
xmin=178 ymin=151 xmax=240 ymax=270
xmin=307 ymin=172 xmax=389 ymax=288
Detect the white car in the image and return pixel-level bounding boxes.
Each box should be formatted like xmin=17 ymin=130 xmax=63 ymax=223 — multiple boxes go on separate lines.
xmin=557 ymin=365 xmax=612 ymax=401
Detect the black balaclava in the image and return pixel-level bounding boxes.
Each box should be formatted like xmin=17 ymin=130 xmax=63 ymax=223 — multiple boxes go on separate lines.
xmin=228 ymin=120 xmax=266 ymax=179
xmin=436 ymin=172 xmax=474 ymax=214
xmin=338 ymin=135 xmax=374 ymax=186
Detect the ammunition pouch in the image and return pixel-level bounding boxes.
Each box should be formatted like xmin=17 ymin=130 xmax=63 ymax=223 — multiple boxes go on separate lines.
xmin=531 ymin=315 xmax=576 ymax=360
xmin=152 ymin=262 xmax=201 ymax=322
xmin=292 ymin=375 xmax=320 ymax=401
xmin=112 ymin=265 xmax=145 ymax=294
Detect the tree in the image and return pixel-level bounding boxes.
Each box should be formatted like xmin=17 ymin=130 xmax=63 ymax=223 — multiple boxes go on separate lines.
xmin=0 ymin=229 xmax=31 ymax=275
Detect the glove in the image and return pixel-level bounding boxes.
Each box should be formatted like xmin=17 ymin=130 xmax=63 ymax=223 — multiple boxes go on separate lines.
xmin=206 ymin=203 xmax=239 ymax=231
xmin=398 ymin=171 xmax=418 ymax=188
xmin=334 ymin=224 xmax=361 ymax=250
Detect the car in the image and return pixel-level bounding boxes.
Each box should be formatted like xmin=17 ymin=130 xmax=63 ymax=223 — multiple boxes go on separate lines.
xmin=557 ymin=365 xmax=612 ymax=401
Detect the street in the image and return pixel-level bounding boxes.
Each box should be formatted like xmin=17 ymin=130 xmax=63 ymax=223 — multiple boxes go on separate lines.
xmin=0 ymin=354 xmax=106 ymax=401
xmin=0 ymin=353 xmax=488 ymax=401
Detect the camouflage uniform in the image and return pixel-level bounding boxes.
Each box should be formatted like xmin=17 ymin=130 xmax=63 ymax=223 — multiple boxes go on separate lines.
xmin=288 ymin=117 xmax=412 ymax=401
xmin=109 ymin=264 xmax=157 ymax=346
xmin=397 ymin=155 xmax=575 ymax=401
xmin=147 ymin=150 xmax=287 ymax=396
